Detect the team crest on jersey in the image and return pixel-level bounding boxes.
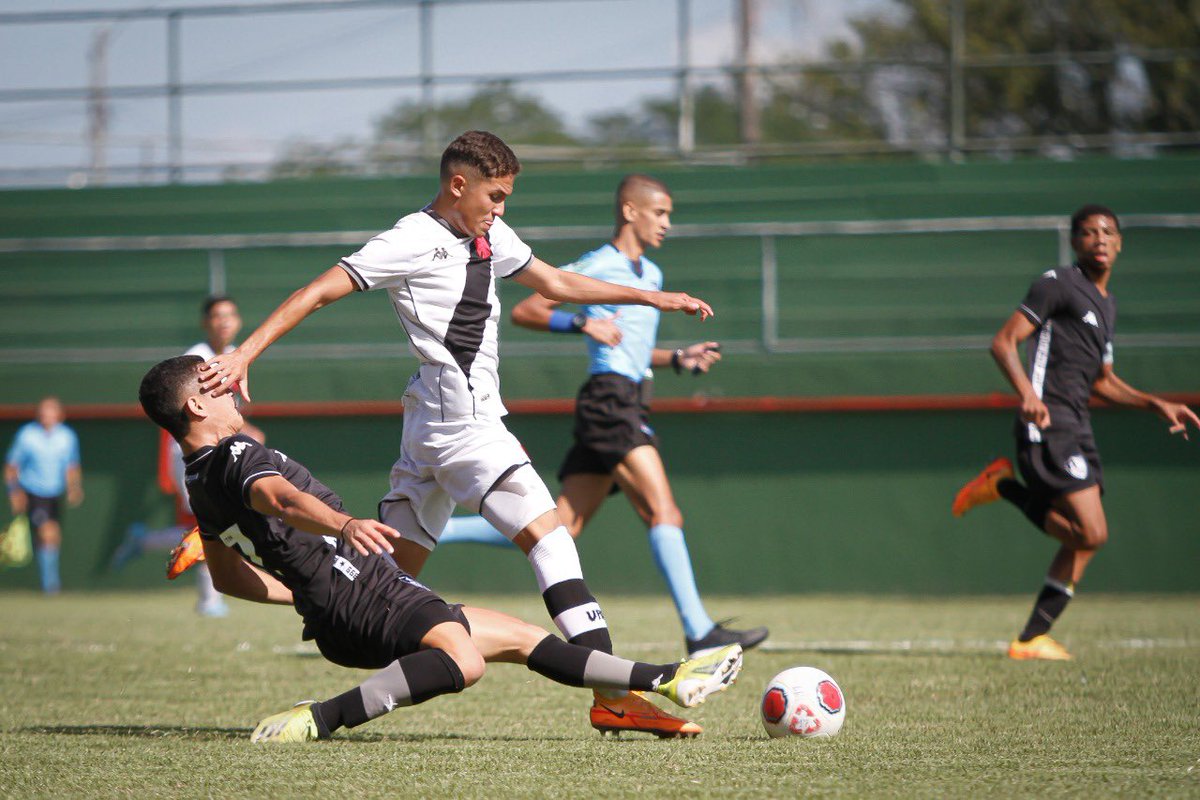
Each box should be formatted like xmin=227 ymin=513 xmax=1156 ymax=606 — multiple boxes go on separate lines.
xmin=1065 ymin=455 xmax=1088 ymax=480
xmin=1082 ymin=310 xmax=1099 ymax=327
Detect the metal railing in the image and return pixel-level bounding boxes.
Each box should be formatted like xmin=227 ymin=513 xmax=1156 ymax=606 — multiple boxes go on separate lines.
xmin=3 ymin=0 xmax=1200 ymax=186
xmin=2 ymin=213 xmax=1199 ymax=365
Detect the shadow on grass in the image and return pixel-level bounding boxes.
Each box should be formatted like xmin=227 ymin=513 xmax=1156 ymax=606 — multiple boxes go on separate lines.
xmin=18 ymin=724 xmax=571 ymax=744
xmin=762 ymin=644 xmax=999 ymax=659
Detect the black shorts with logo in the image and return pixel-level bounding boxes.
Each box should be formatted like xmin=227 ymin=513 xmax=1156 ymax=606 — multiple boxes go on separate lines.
xmin=1014 ymin=422 xmax=1104 ymax=500
xmin=558 ymin=372 xmax=659 ymax=484
xmin=26 ymin=493 xmax=62 ymax=528
xmin=301 ymin=549 xmax=469 ymax=670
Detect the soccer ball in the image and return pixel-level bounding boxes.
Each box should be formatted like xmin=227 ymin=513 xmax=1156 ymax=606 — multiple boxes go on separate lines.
xmin=761 ymin=666 xmax=845 ymax=739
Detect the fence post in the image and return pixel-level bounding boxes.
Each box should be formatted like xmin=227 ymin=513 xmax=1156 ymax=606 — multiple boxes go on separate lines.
xmin=208 ymin=249 xmax=226 ymax=296
xmin=166 ymin=11 xmax=183 ymax=183
xmin=946 ymin=0 xmax=965 ymax=158
xmin=676 ymin=0 xmax=694 ymax=156
xmin=761 ymin=234 xmax=778 ymax=352
xmin=1056 ymin=220 xmax=1072 ymax=266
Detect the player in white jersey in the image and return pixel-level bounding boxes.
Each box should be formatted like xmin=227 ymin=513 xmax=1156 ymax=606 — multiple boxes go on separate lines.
xmin=199 ymin=131 xmax=717 ymax=737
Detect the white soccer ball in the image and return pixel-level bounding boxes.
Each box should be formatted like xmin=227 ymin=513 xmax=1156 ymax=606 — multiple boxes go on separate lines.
xmin=760 ymin=666 xmax=845 ymax=739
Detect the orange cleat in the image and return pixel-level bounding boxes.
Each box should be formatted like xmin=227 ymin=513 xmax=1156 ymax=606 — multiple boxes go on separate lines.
xmin=1008 ymin=634 xmax=1072 ymax=661
xmin=166 ymin=527 xmax=206 ymax=580
xmin=590 ymin=691 xmax=703 ymax=739
xmin=952 ymin=457 xmax=1014 ymax=517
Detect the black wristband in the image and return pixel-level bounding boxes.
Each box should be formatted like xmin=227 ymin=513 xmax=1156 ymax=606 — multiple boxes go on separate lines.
xmin=671 ymin=349 xmax=683 ymax=374
xmin=339 ymin=518 xmax=355 ymax=537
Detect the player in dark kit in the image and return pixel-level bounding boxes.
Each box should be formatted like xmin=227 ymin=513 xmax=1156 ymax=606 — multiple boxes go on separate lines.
xmin=952 ymin=205 xmax=1199 ymax=661
xmin=138 ymin=355 xmax=742 ymax=742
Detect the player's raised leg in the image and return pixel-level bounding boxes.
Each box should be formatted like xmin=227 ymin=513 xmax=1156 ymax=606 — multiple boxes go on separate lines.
xmin=462 ymin=606 xmax=741 ymax=709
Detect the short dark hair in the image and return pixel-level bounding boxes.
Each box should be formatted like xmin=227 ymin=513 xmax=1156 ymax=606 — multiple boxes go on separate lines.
xmin=440 ymin=131 xmax=521 ymax=181
xmin=1071 ymin=205 xmax=1120 ymax=237
xmin=202 ymin=295 xmax=237 ymax=317
xmin=139 ymin=355 xmax=204 ymax=441
xmin=614 ymin=173 xmax=671 ymax=226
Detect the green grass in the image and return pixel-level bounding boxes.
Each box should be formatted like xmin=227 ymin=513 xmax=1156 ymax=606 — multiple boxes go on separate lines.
xmin=1 ymin=591 xmax=1198 ymax=798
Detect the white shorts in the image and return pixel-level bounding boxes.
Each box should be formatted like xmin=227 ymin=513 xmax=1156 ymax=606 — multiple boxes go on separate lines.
xmin=379 ymin=404 xmax=557 ymax=551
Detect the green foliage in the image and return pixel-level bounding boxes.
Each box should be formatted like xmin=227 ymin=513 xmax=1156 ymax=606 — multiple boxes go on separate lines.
xmin=372 ymin=80 xmax=579 ymax=155
xmin=2 ymin=592 xmax=1198 ymax=798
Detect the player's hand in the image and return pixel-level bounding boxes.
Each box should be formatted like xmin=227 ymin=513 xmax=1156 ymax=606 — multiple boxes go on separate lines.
xmin=339 ymin=518 xmax=401 ymax=557
xmin=680 ymin=341 xmax=722 ymax=375
xmin=1020 ymin=394 xmax=1051 ymax=429
xmin=67 ymin=486 xmax=83 ymax=507
xmin=582 ymin=314 xmax=623 ymax=347
xmin=198 ymin=348 xmax=252 ymax=402
xmin=1154 ymin=400 xmax=1200 ymax=441
xmin=8 ymin=488 xmax=26 ymax=516
xmin=652 ymin=292 xmax=714 ymax=320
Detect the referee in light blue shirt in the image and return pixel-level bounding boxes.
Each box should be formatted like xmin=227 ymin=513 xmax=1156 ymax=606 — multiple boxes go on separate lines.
xmin=5 ymin=397 xmax=83 ymax=593
xmin=441 ymin=174 xmax=768 ymax=658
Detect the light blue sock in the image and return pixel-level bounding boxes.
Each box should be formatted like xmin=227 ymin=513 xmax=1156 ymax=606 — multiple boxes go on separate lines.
xmin=438 ymin=515 xmax=514 ymax=548
xmin=37 ymin=547 xmax=60 ymax=594
xmin=647 ymin=524 xmax=714 ymax=641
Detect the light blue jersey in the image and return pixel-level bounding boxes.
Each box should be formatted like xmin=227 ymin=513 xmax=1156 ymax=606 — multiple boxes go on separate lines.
xmin=562 ymin=243 xmax=663 ymax=383
xmin=6 ymin=422 xmax=80 ymax=498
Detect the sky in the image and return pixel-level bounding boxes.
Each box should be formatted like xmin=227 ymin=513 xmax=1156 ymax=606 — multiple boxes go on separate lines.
xmin=0 ymin=0 xmax=888 ymax=184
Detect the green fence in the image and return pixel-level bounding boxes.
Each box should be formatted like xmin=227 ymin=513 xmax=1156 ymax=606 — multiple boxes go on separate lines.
xmin=1 ymin=408 xmax=1196 ymax=595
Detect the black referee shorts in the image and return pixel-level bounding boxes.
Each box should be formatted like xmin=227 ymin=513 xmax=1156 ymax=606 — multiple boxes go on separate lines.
xmin=302 ymin=551 xmax=470 ymax=671
xmin=558 ymin=372 xmax=659 ymax=487
xmin=1015 ymin=425 xmax=1104 ymax=500
xmin=26 ymin=493 xmax=62 ymax=529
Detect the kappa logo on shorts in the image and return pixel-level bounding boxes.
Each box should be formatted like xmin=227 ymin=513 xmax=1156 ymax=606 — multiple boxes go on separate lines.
xmin=399 ymin=574 xmax=429 ymax=591
xmin=1065 ymin=455 xmax=1089 ymax=480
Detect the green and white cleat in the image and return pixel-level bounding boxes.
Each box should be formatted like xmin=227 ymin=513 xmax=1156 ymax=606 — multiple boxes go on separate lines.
xmin=250 ymin=700 xmax=321 ymax=743
xmin=656 ymin=644 xmax=743 ymax=708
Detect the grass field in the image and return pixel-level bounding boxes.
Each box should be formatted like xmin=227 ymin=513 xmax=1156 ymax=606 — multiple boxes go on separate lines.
xmin=1 ymin=590 xmax=1198 ymax=798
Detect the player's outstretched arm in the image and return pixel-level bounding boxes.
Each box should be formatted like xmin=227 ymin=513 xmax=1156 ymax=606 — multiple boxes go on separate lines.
xmin=513 ymin=258 xmax=713 ymax=320
xmin=202 ymin=537 xmax=294 ymax=605
xmin=199 ymin=266 xmax=357 ymax=401
xmin=510 ymin=291 xmax=623 ymax=346
xmin=248 ymin=475 xmax=401 ymax=556
xmin=1092 ymin=366 xmax=1200 ymax=440
xmin=991 ymin=311 xmax=1050 ymax=430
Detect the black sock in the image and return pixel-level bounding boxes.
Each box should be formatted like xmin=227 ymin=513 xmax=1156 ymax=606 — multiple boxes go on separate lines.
xmin=527 ymin=634 xmax=678 ymax=691
xmin=997 ymin=478 xmax=1050 ymax=528
xmin=316 ymin=649 xmax=466 ymax=733
xmin=1018 ymin=580 xmax=1074 ymax=642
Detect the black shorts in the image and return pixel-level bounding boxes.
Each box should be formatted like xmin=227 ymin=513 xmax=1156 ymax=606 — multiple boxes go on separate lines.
xmin=1014 ymin=425 xmax=1104 ymax=500
xmin=26 ymin=493 xmax=61 ymax=528
xmin=301 ymin=551 xmax=469 ymax=671
xmin=558 ymin=373 xmax=659 ymax=486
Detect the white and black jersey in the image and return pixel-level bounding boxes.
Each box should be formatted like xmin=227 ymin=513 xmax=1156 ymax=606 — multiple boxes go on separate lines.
xmin=338 ymin=209 xmax=534 ymax=421
xmin=1016 ymin=265 xmax=1117 ymax=440
xmin=186 ymin=434 xmax=347 ymax=617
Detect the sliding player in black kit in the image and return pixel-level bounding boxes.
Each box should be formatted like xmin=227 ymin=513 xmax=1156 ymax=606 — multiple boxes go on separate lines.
xmin=952 ymin=205 xmax=1199 ymax=660
xmin=138 ymin=355 xmax=742 ymax=742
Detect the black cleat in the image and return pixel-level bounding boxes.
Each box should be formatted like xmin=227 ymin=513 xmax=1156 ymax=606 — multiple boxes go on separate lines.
xmin=686 ymin=621 xmax=769 ymax=657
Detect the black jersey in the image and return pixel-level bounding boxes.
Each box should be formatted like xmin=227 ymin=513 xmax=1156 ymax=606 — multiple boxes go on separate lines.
xmin=1016 ymin=265 xmax=1116 ymax=439
xmin=184 ymin=433 xmax=347 ymax=616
